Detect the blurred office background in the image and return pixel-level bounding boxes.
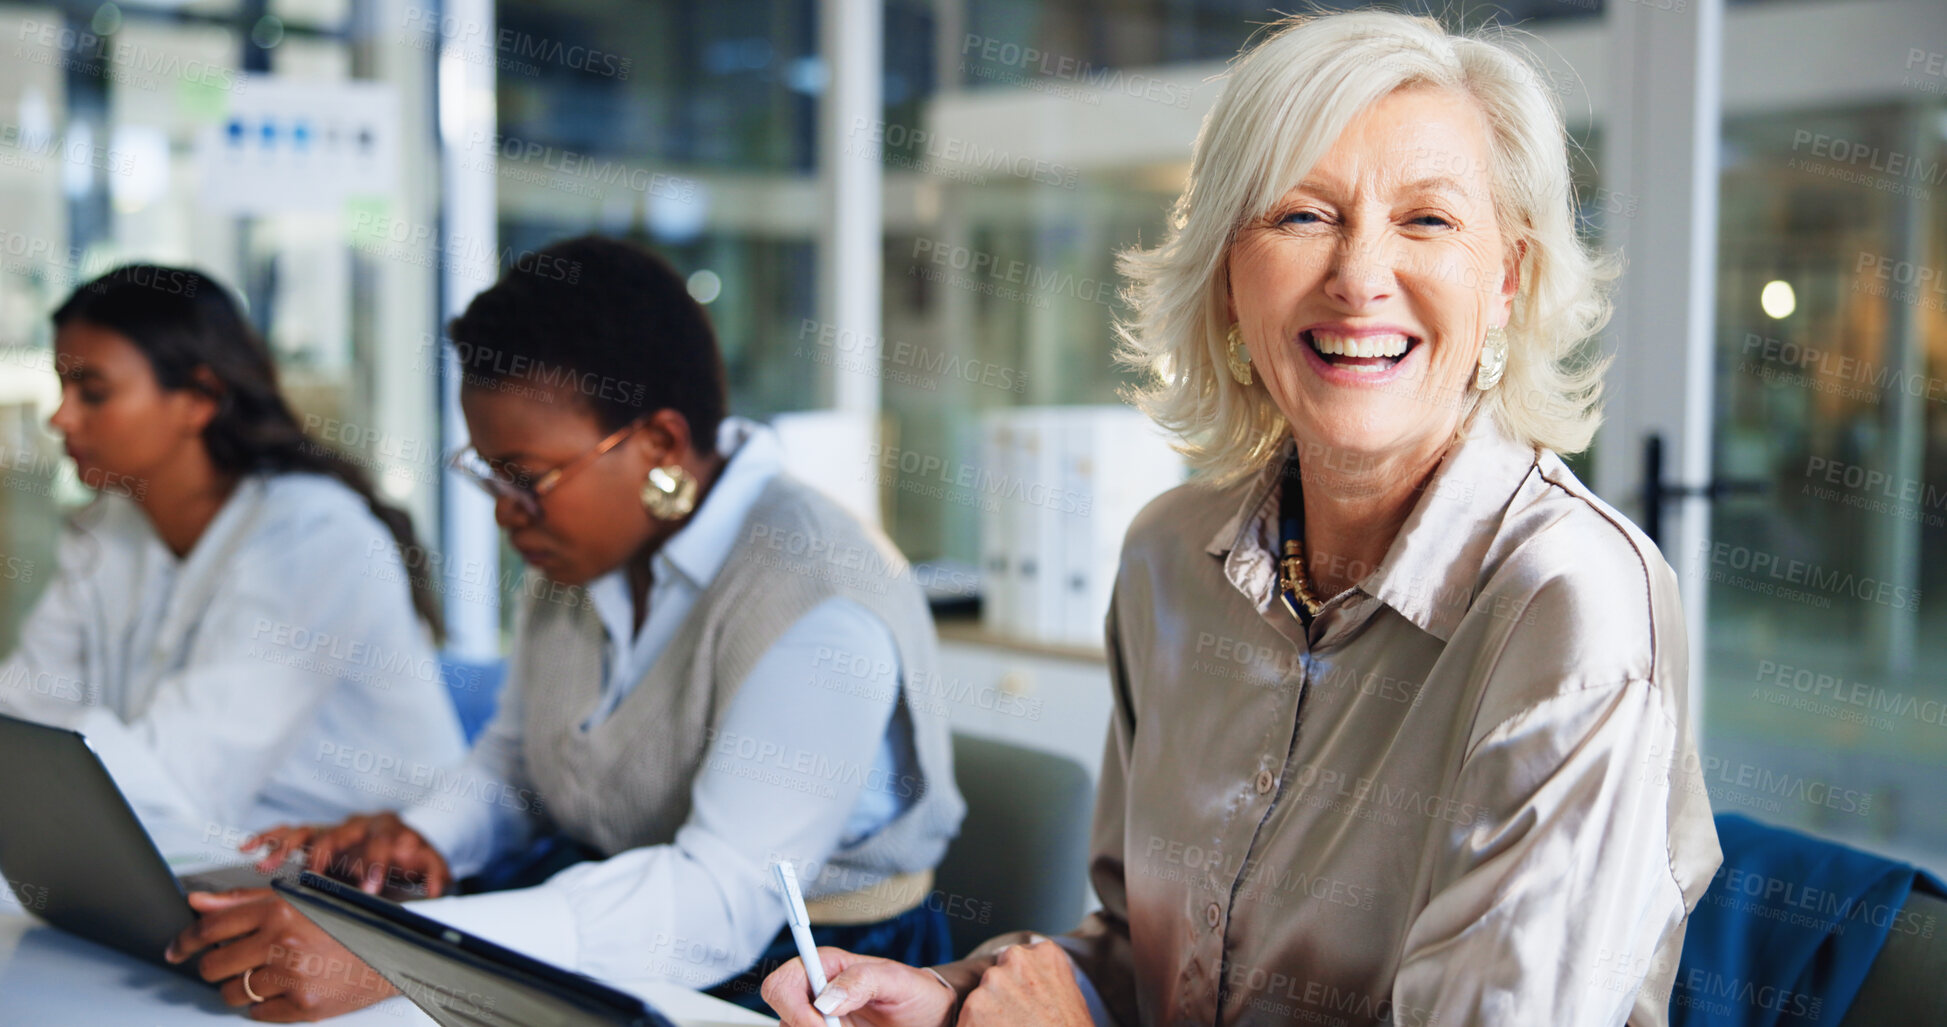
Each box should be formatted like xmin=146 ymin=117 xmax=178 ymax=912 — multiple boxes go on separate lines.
xmin=0 ymin=0 xmax=1941 ymax=872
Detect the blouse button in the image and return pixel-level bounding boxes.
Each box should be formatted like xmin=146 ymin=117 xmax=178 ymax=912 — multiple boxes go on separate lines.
xmin=1205 ymin=902 xmax=1222 ymax=928
xmin=1255 ymin=770 xmax=1275 ymax=795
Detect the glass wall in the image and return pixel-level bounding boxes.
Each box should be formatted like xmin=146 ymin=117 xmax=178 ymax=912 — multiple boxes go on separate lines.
xmin=956 ymin=0 xmax=1603 ymax=87
xmin=0 ymin=0 xmax=442 ymax=649
xmin=880 ymin=174 xmax=1164 ymax=566
xmin=486 ymin=0 xmax=831 ymax=418
xmin=1706 ymin=100 xmax=1947 ymax=861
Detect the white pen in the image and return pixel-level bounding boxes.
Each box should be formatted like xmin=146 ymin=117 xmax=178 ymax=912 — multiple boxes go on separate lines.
xmin=772 ymin=860 xmax=842 ymax=1027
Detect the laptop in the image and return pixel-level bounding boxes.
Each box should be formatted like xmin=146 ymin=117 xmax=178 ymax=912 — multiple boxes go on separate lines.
xmin=0 ymin=712 xmax=291 ymax=970
xmin=278 ymin=872 xmax=677 ymax=1027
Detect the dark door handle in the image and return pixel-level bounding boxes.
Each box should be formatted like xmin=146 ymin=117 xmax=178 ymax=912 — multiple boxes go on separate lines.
xmin=1641 ymin=433 xmax=1767 ymax=546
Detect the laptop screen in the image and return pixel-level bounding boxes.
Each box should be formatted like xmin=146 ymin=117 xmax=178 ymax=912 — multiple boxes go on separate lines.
xmin=0 ymin=714 xmax=194 ymax=968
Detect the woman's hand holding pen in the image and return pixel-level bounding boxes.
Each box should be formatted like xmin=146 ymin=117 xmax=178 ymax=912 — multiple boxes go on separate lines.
xmin=762 ymin=949 xmax=957 ymax=1027
xmin=244 ymin=812 xmax=453 ymax=898
xmin=761 ymin=938 xmax=1091 ymax=1027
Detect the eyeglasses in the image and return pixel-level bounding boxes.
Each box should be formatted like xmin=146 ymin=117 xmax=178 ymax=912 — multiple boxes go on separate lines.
xmin=448 ymin=420 xmax=643 ymax=523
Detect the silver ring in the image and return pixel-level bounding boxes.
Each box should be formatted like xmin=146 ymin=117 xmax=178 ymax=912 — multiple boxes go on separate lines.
xmin=242 ymin=966 xmax=267 ymax=1004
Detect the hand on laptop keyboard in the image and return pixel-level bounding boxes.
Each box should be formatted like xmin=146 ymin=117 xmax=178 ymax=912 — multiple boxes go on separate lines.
xmin=244 ymin=813 xmax=451 ymax=900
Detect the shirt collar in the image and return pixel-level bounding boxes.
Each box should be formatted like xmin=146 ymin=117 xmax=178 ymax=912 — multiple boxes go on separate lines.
xmin=1205 ymin=416 xmax=1539 ymax=643
xmin=586 ymin=415 xmax=783 ymax=624
xmin=652 ymin=415 xmax=784 ymax=589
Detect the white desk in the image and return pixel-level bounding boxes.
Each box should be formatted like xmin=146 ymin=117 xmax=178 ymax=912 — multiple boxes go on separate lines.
xmin=0 ymin=908 xmax=775 ymax=1026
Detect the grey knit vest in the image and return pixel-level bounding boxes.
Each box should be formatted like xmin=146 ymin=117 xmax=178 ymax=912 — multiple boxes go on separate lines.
xmin=516 ymin=474 xmax=965 ymax=900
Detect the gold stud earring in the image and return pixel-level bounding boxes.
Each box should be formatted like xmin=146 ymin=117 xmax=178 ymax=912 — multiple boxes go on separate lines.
xmin=1226 ymin=324 xmax=1254 ymax=386
xmin=1475 ymin=326 xmax=1508 ymax=391
xmin=641 ymin=464 xmax=699 ymax=520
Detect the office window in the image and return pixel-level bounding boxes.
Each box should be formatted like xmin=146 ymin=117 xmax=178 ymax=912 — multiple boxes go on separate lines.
xmin=0 ymin=1 xmax=441 ymax=646
xmin=957 ymin=0 xmax=1603 ymax=91
xmin=487 ymin=0 xmax=829 ymax=419
xmin=1706 ymin=101 xmax=1947 ymax=861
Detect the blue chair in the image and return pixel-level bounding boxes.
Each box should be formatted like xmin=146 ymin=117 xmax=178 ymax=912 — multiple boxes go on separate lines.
xmin=1673 ymin=813 xmax=1946 ymax=1026
xmin=437 ymin=655 xmax=507 ymax=744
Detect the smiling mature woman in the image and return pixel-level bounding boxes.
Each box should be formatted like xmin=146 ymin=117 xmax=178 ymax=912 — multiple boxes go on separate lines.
xmin=764 ymin=11 xmax=1722 ymax=1027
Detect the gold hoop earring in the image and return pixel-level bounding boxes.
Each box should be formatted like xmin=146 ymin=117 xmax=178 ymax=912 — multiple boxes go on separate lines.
xmin=1475 ymin=326 xmax=1508 ymax=391
xmin=641 ymin=464 xmax=699 ymax=520
xmin=1226 ymin=324 xmax=1254 ymax=386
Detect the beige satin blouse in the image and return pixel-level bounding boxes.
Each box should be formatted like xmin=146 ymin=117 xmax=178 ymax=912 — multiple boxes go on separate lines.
xmin=950 ymin=418 xmax=1722 ymax=1026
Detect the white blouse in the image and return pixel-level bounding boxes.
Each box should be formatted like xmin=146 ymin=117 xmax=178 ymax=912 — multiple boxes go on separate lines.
xmin=0 ymin=473 xmax=466 ymax=840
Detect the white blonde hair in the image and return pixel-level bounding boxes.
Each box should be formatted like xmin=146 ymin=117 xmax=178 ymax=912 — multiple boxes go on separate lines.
xmin=1117 ymin=10 xmax=1615 ymax=487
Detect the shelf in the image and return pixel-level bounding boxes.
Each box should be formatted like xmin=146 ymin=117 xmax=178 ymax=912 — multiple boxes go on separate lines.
xmin=934 ymin=615 xmax=1107 ymax=665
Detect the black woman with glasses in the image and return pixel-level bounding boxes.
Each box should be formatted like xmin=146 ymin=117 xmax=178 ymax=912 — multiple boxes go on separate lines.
xmin=167 ymin=236 xmax=966 ymax=1022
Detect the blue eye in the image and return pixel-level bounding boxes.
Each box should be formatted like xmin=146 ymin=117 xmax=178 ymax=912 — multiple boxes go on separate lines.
xmin=1280 ymin=210 xmax=1323 ymax=226
xmin=1410 ymin=214 xmax=1454 ymax=228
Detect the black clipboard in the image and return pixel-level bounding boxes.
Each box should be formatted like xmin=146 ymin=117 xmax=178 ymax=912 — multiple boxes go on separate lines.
xmin=276 ymin=872 xmax=676 ymax=1027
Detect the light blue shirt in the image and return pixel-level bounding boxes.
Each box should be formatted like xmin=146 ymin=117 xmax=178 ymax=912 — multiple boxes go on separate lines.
xmin=404 ymin=418 xmax=919 ymax=987
xmin=582 ymin=417 xmax=909 ymax=842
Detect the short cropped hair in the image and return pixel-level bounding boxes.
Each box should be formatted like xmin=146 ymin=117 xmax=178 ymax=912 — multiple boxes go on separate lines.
xmin=1117 ymin=10 xmax=1615 ymax=486
xmin=449 ymin=235 xmax=727 ymax=453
